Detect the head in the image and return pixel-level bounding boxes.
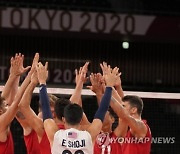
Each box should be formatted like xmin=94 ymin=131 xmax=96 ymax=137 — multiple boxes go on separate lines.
xmin=39 ymin=94 xmax=58 ymax=118
xmin=63 ymin=104 xmax=83 ymax=127
xmin=0 ymin=96 xmax=8 ymax=115
xmin=54 ymin=98 xmax=71 ymax=121
xmin=122 ymin=95 xmax=143 ymax=117
xmin=102 ymin=107 xmax=117 ymax=133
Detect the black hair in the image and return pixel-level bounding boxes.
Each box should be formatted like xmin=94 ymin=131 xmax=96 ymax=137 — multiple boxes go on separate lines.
xmin=54 ymin=98 xmax=71 ymax=120
xmin=122 ymin=95 xmax=143 ymax=115
xmin=64 ymin=103 xmax=83 ymax=125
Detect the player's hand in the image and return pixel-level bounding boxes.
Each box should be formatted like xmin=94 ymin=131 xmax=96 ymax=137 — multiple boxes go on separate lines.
xmin=75 ymin=62 xmax=89 ymax=84
xmin=29 ymin=53 xmax=39 ymax=74
xmin=87 ymin=73 xmax=104 ymax=95
xmin=36 ymin=62 xmax=48 ymax=85
xmin=105 ymin=66 xmax=120 ymax=87
xmin=10 ymin=53 xmax=31 ymax=76
xmin=114 ymin=72 xmax=122 ymax=87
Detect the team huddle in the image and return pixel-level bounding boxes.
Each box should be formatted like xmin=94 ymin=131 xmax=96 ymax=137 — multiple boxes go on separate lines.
xmin=0 ymin=53 xmax=151 ymax=154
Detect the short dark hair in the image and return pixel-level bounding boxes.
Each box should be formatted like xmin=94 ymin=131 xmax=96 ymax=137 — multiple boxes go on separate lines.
xmin=64 ymin=104 xmax=83 ymax=125
xmin=55 ymin=98 xmax=71 ymax=120
xmin=122 ymin=95 xmax=143 ymax=115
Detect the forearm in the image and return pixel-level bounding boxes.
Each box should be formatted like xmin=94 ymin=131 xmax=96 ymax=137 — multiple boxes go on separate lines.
xmin=115 ymin=85 xmax=124 ymax=98
xmin=1 ymin=73 xmax=32 ymax=128
xmin=96 ymin=93 xmax=103 ymax=106
xmin=94 ymin=87 xmax=112 ymax=122
xmin=70 ymin=80 xmax=83 ymax=105
xmin=110 ymin=97 xmax=127 ymax=120
xmin=1 ymin=74 xmax=18 ymax=100
xmin=14 ymin=73 xmax=31 ymax=104
xmin=19 ymin=82 xmax=37 ymax=108
xmin=7 ymin=76 xmax=20 ymax=105
xmin=39 ymin=84 xmax=52 ymax=121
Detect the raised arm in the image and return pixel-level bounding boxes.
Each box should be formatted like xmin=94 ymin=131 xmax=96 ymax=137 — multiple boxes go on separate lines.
xmin=1 ymin=53 xmax=31 ymax=105
xmin=87 ymin=67 xmax=120 ymax=142
xmin=70 ymin=62 xmax=89 ymax=104
xmin=110 ymin=89 xmax=147 ymax=138
xmin=70 ymin=62 xmax=90 ymax=126
xmin=87 ymin=73 xmax=104 ymax=105
xmin=36 ymin=62 xmax=58 ymax=147
xmin=0 ymin=55 xmax=32 ymax=132
xmin=18 ymin=53 xmax=45 ymax=138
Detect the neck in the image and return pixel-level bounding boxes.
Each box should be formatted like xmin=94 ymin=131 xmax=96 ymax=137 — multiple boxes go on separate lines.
xmin=54 ymin=118 xmax=64 ymax=125
xmin=65 ymin=124 xmax=80 ymax=130
xmin=132 ymin=113 xmax=141 ymax=120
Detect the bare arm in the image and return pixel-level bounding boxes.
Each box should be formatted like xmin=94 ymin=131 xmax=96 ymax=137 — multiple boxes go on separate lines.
xmin=44 ymin=119 xmax=58 ymax=147
xmin=19 ymin=81 xmax=44 ymax=139
xmin=110 ymin=90 xmax=147 ymax=138
xmin=0 ymin=71 xmax=32 ymax=132
xmin=70 ymin=62 xmax=90 ymax=125
xmin=2 ymin=53 xmax=30 ymax=104
xmin=87 ymin=67 xmax=119 ymax=142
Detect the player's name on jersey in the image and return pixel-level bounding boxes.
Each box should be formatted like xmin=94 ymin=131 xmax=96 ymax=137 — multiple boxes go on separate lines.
xmin=62 ymin=139 xmax=86 ymax=148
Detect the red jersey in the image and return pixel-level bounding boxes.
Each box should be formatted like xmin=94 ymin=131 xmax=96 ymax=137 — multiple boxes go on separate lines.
xmin=122 ymin=120 xmax=151 ymax=154
xmin=39 ymin=124 xmax=65 ymax=154
xmin=24 ymin=129 xmax=41 ymax=154
xmin=0 ymin=131 xmax=14 ymax=154
xmin=94 ymin=132 xmax=122 ymax=154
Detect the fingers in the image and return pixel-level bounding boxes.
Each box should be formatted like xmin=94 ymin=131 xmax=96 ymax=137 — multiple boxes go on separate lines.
xmin=23 ymin=66 xmax=31 ymax=72
xmin=45 ymin=62 xmax=48 ymax=70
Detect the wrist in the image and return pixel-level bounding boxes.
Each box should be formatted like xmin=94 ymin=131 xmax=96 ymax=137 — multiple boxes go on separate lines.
xmin=9 ymin=74 xmax=18 ymax=78
xmin=115 ymin=85 xmax=122 ymax=89
xmin=31 ymin=81 xmax=38 ymax=86
xmin=95 ymin=92 xmax=103 ymax=96
xmin=40 ymin=82 xmax=46 ymax=85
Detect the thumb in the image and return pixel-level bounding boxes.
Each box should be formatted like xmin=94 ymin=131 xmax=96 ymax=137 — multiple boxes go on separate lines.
xmin=23 ymin=66 xmax=31 ymax=72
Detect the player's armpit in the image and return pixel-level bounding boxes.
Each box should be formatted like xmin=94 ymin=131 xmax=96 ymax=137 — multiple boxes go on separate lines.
xmin=44 ymin=119 xmax=59 ymax=147
xmin=16 ymin=114 xmax=33 ymax=136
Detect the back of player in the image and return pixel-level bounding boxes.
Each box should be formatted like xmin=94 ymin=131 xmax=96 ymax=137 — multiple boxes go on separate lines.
xmin=52 ymin=128 xmax=93 ymax=154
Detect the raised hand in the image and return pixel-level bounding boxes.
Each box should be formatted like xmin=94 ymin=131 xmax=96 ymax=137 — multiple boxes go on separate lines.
xmin=75 ymin=62 xmax=89 ymax=84
xmin=29 ymin=53 xmax=39 ymax=74
xmin=87 ymin=73 xmax=104 ymax=95
xmin=36 ymin=62 xmax=48 ymax=85
xmin=10 ymin=53 xmax=31 ymax=76
xmin=104 ymin=67 xmax=120 ymax=87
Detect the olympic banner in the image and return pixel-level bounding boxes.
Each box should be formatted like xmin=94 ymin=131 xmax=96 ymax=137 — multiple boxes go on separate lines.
xmin=0 ymin=7 xmax=155 ymax=35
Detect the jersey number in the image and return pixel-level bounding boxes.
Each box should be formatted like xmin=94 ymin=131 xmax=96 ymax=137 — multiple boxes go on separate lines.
xmin=62 ymin=150 xmax=84 ymax=154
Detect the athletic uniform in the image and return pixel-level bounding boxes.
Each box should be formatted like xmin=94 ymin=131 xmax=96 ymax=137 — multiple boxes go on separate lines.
xmin=52 ymin=128 xmax=93 ymax=154
xmin=24 ymin=124 xmax=65 ymax=154
xmin=0 ymin=131 xmax=14 ymax=154
xmin=94 ymin=132 xmax=122 ymax=154
xmin=122 ymin=120 xmax=151 ymax=154
xmin=24 ymin=129 xmax=41 ymax=154
xmin=40 ymin=124 xmax=65 ymax=154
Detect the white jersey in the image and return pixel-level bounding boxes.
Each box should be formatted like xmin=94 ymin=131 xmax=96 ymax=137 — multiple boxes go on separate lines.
xmin=52 ymin=128 xmax=93 ymax=154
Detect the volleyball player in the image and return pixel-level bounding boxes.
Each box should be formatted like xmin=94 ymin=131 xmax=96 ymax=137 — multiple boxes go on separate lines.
xmin=19 ymin=59 xmax=89 ymax=154
xmin=88 ymin=71 xmax=127 ymax=154
xmin=110 ymin=83 xmax=151 ymax=154
xmin=36 ymin=62 xmax=119 ymax=153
